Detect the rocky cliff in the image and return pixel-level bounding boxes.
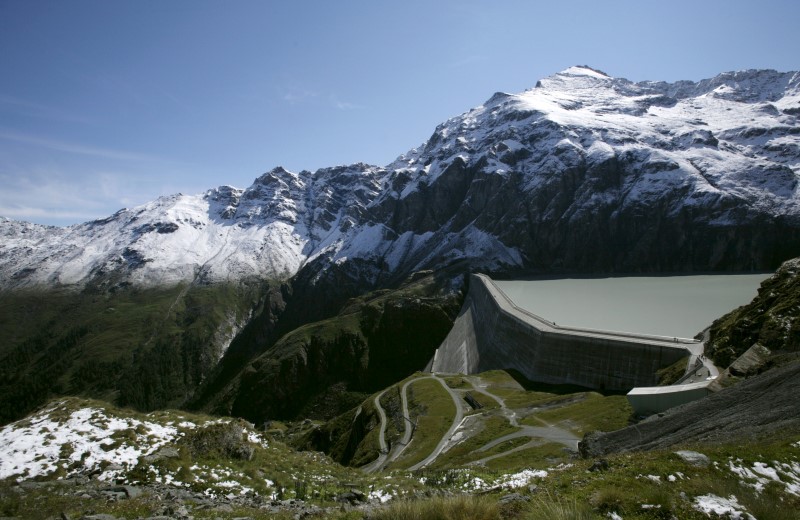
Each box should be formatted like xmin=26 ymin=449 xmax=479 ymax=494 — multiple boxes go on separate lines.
xmin=706 ymin=256 xmax=800 ymax=367
xmin=191 ymin=272 xmax=463 ymax=423
xmin=2 ymin=66 xmax=799 ymax=424
xmin=2 ymin=66 xmax=799 ymax=292
xmin=579 ymin=358 xmax=800 ymax=456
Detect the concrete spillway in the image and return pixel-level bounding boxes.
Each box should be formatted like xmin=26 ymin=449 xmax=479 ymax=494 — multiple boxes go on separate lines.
xmin=432 ymin=274 xmax=694 ymax=392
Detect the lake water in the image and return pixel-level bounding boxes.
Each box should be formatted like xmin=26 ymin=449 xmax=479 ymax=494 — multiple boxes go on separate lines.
xmin=493 ymin=274 xmax=770 ymax=338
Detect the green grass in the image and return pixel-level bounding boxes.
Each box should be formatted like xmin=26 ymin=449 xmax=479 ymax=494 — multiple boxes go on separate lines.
xmin=379 ymin=385 xmax=404 ymax=449
xmin=480 ymin=375 xmax=570 ymax=410
xmin=0 ymin=479 xmax=365 ymax=520
xmin=4 ymin=395 xmax=800 ymax=520
xmin=463 ymin=390 xmax=502 ymax=411
xmin=528 ymin=434 xmax=800 ymax=520
xmin=471 ymin=370 xmax=522 ymax=387
xmin=433 ymin=415 xmax=521 ymax=469
xmin=524 ymin=393 xmax=632 ymax=435
xmin=0 ymin=282 xmax=266 ymax=423
xmin=656 ymin=357 xmax=689 ymax=385
xmin=369 ymin=494 xmax=500 ymax=520
xmin=348 ymin=397 xmax=383 ymax=467
xmin=390 ymin=377 xmax=456 ymax=470
xmin=444 ymin=376 xmax=471 ymax=389
xmin=522 ymin=492 xmax=595 ymax=520
xmin=483 ymin=442 xmax=569 ymax=472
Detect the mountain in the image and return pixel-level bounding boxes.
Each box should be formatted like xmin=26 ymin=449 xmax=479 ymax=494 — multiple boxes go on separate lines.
xmin=3 ymin=66 xmax=799 ymax=292
xmin=1 ymin=66 xmax=800 ymax=425
xmin=0 ymin=163 xmax=384 ymax=291
xmin=361 ymin=66 xmax=800 ymax=276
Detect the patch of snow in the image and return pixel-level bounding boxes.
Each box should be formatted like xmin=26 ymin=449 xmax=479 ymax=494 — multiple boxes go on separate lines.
xmin=369 ymin=488 xmax=394 ymax=503
xmin=0 ymin=402 xmax=180 ymax=481
xmin=638 ymin=474 xmax=661 ymax=483
xmin=693 ymin=494 xmax=754 ymax=520
xmin=2 ymin=67 xmax=799 ymax=291
xmin=561 ymin=66 xmax=611 ymax=80
xmin=496 ymin=469 xmax=548 ymax=488
xmin=247 ymin=430 xmax=268 ymax=447
xmin=752 ymin=461 xmax=781 ymax=482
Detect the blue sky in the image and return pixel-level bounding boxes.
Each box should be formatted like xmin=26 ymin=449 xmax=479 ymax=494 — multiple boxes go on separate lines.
xmin=1 ymin=0 xmax=798 ymax=226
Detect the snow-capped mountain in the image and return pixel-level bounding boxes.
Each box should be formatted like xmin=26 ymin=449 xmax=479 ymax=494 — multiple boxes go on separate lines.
xmin=347 ymin=66 xmax=800 ymax=278
xmin=2 ymin=66 xmax=800 ymax=290
xmin=0 ymin=164 xmax=384 ymax=289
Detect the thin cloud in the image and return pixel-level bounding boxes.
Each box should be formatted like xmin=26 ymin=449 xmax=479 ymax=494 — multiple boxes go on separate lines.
xmin=282 ymin=88 xmax=319 ymax=105
xmin=0 ymin=169 xmax=158 ymax=226
xmin=0 ymin=205 xmax=101 ymax=223
xmin=329 ymin=94 xmax=364 ymax=111
xmin=0 ymin=129 xmax=158 ymax=162
xmin=0 ymin=93 xmax=95 ymax=125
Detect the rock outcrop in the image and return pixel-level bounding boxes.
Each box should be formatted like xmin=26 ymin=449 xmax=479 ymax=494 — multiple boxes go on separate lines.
xmin=579 ymin=359 xmax=800 ymax=456
xmin=707 ymin=256 xmax=800 ymax=367
xmin=2 ymin=66 xmax=799 ymax=425
xmin=2 ymin=67 xmax=800 ymax=292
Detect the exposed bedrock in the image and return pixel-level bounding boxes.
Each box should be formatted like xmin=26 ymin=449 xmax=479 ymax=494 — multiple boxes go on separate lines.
xmin=580 ymin=359 xmax=800 ymax=455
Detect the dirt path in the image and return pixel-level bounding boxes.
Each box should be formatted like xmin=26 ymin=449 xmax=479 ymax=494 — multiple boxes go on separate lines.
xmin=375 ymin=374 xmax=467 ymax=471
xmin=361 ymin=390 xmax=389 ymax=473
xmin=365 ymin=372 xmax=580 ymax=472
xmin=463 ymin=376 xmax=579 ymax=461
xmin=408 ymin=375 xmax=465 ymax=471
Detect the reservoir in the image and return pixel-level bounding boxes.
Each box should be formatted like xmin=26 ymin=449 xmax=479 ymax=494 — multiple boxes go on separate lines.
xmin=493 ymin=274 xmax=770 ymax=338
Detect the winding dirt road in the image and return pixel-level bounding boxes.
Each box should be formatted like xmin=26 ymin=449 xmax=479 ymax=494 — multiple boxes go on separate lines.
xmin=362 ymin=372 xmax=581 ymax=472
xmin=407 ymin=375 xmax=465 ymax=471
xmin=361 ymin=389 xmax=389 ymax=473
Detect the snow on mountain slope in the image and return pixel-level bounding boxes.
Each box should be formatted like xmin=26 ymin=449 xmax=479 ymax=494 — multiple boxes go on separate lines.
xmin=0 ymin=165 xmax=384 ymax=289
xmin=1 ymin=66 xmax=799 ymax=289
xmin=343 ymin=66 xmax=800 ymax=277
xmin=381 ymin=66 xmax=799 ymax=215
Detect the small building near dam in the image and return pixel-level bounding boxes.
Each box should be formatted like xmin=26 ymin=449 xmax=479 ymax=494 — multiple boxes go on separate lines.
xmin=626 ymin=380 xmax=717 ymax=416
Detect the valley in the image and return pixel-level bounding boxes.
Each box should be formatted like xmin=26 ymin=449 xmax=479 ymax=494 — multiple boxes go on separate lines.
xmin=1 ymin=65 xmax=799 ymax=518
xmin=1 ymin=362 xmax=798 ymax=519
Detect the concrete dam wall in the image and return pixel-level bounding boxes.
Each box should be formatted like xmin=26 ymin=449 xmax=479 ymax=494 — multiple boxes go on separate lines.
xmin=432 ymin=274 xmax=693 ymax=392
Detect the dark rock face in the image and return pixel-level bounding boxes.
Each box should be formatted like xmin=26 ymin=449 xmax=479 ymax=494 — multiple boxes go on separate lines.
xmin=181 ymin=421 xmax=255 ymax=461
xmin=2 ymin=67 xmax=800 ymax=292
xmin=330 ymin=67 xmax=800 ymax=284
xmin=707 ymin=257 xmax=800 ymax=367
xmin=194 ymin=274 xmax=463 ymax=424
xmin=579 ymin=359 xmax=800 ymax=456
xmin=1 ymin=67 xmax=799 ymax=427
xmin=371 ymin=158 xmax=800 ymax=278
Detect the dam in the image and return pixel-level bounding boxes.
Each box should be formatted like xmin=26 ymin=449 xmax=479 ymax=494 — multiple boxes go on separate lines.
xmin=431 ymin=274 xmax=695 ymax=392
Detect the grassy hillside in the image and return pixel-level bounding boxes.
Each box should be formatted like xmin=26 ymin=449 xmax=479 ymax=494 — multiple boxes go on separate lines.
xmin=0 ymin=281 xmax=270 ymax=424
xmin=1 ymin=384 xmax=799 ymax=519
xmin=300 ymin=369 xmax=632 ymax=473
xmin=194 ymin=272 xmax=463 ymax=424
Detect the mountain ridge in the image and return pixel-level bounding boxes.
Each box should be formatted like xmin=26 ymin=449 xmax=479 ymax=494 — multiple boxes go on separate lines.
xmin=2 ymin=66 xmax=799 ymax=292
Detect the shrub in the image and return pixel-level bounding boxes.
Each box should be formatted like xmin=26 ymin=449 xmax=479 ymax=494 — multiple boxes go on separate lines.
xmin=181 ymin=421 xmax=254 ymax=460
xmin=368 ymin=494 xmax=500 ymax=520
xmin=522 ymin=493 xmax=594 ymax=520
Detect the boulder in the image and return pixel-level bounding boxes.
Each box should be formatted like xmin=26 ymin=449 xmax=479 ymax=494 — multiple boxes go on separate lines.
xmin=674 ymin=450 xmax=710 ymax=467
